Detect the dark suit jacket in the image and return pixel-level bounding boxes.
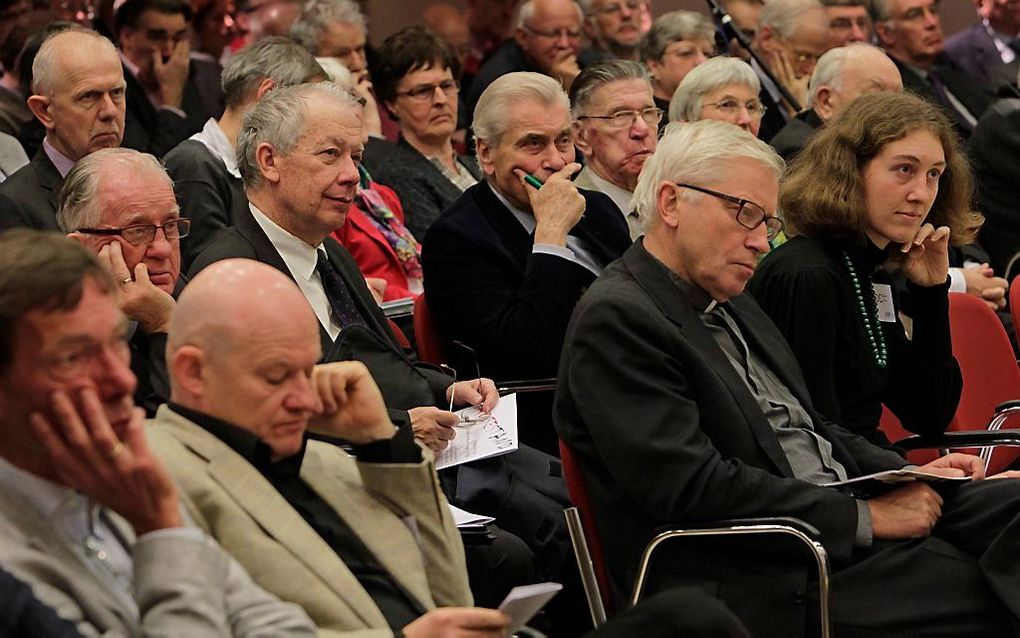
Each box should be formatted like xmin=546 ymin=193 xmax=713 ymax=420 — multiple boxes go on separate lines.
xmin=972 ymin=98 xmax=1020 ymax=278
xmin=421 ymin=181 xmax=631 ymax=453
xmin=755 ymin=80 xmax=789 ymax=143
xmin=890 ymin=54 xmax=997 ymax=138
xmin=554 ymin=241 xmax=907 ymax=605
xmin=768 ymin=108 xmax=822 ymax=161
xmin=188 ymin=205 xmax=450 ymax=428
xmin=362 ymin=136 xmax=483 ymax=240
xmin=944 ymin=22 xmax=1020 ymax=89
xmin=121 ymin=62 xmax=212 ymax=159
xmin=0 ymin=148 xmax=62 ymax=232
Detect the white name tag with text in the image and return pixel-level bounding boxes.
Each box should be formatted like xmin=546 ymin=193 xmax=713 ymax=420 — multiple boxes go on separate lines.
xmin=872 ymin=283 xmax=896 ymax=323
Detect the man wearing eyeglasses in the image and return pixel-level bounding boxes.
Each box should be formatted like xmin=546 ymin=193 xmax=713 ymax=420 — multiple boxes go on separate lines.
xmin=58 ymin=148 xmax=186 ymax=416
xmin=579 ymin=0 xmax=652 ymax=62
xmin=555 ymin=117 xmax=1020 ymax=636
xmin=571 ymin=59 xmax=659 ymax=240
xmin=465 ymin=0 xmax=586 ymax=127
xmin=751 ymin=0 xmax=831 ymax=141
xmin=872 ymin=0 xmax=997 ymax=138
xmin=116 ymin=0 xmax=221 ymax=158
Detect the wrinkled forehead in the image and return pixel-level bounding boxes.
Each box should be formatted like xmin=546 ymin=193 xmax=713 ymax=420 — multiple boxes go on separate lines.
xmin=96 ymin=171 xmax=179 ymax=223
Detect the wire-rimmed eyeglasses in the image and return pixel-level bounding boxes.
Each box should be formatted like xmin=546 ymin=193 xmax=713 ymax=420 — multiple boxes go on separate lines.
xmin=76 ymin=218 xmax=191 ymax=246
xmin=675 ymin=183 xmax=783 ymax=241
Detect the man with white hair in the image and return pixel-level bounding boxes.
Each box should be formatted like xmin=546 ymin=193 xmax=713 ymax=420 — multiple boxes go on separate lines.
xmin=872 ymin=0 xmax=996 ymax=137
xmin=751 ymin=0 xmax=831 ymax=140
xmin=579 ymin=0 xmax=652 ymax=62
xmin=0 ymin=29 xmax=124 ymax=232
xmin=769 ymin=43 xmax=902 ymax=159
xmin=423 ymin=71 xmax=631 ymax=457
xmin=555 ymin=118 xmax=1020 ymax=636
xmin=465 ymin=0 xmax=587 ymax=125
xmin=570 ymin=59 xmax=659 ymax=239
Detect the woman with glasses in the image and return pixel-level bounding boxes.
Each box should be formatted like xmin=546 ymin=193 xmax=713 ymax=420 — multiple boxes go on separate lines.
xmin=748 ymin=91 xmax=977 ymax=446
xmin=639 ymin=10 xmax=716 ymax=136
xmin=365 ymin=26 xmax=483 ymax=240
xmin=669 ymin=56 xmax=766 ymax=138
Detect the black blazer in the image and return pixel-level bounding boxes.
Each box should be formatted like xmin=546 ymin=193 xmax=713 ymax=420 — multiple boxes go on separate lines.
xmin=554 ymin=241 xmax=907 ymax=597
xmin=0 ymin=149 xmax=62 ymax=232
xmin=121 ymin=63 xmax=211 ymax=159
xmin=944 ymin=23 xmax=1020 ymax=89
xmin=972 ymin=98 xmax=1020 ymax=278
xmin=768 ymin=108 xmax=822 ymax=161
xmin=188 ymin=205 xmax=450 ymax=425
xmin=756 ymin=83 xmax=788 ymax=143
xmin=890 ymin=55 xmax=997 ymax=138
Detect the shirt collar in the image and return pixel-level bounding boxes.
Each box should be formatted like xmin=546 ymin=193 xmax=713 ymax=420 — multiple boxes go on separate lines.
xmin=0 ymin=454 xmax=85 ymax=520
xmin=489 ymin=183 xmax=536 ymax=234
xmin=191 ymin=118 xmax=240 ymax=178
xmin=42 ymin=138 xmax=75 ymax=178
xmin=580 ymin=166 xmax=635 ymax=216
xmin=168 ymin=403 xmax=307 ymax=476
xmin=249 ymin=203 xmax=323 ymax=283
xmin=119 ymin=50 xmax=141 ymax=81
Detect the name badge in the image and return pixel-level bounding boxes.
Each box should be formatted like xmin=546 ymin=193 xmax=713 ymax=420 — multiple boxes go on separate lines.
xmin=872 ymin=283 xmax=895 ymax=323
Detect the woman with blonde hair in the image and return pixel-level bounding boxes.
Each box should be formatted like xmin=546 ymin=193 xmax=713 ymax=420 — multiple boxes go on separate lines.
xmin=748 ymin=91 xmax=979 ymax=446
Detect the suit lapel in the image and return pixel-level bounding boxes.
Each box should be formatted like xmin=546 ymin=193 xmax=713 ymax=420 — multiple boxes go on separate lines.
xmin=623 ymin=244 xmax=795 ymax=476
xmin=571 ymin=190 xmax=630 ymax=265
xmin=471 ymin=182 xmax=534 ymax=267
xmin=159 ymin=413 xmax=388 ymax=627
xmin=31 ymin=150 xmax=62 ymax=202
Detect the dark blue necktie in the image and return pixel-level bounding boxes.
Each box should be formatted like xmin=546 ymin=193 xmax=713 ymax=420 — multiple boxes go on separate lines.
xmin=315 ymin=249 xmax=367 ymax=329
xmin=927 ymin=70 xmax=974 ymax=132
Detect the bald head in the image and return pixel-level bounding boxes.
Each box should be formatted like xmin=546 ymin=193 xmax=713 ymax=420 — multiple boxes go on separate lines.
xmin=809 ymin=43 xmax=902 ymax=120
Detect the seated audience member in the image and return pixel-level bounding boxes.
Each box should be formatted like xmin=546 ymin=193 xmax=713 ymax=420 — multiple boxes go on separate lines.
xmin=821 ymin=0 xmax=871 ymax=47
xmin=0 ymin=130 xmax=27 ymax=181
xmin=750 ymin=0 xmax=831 ymax=141
xmin=972 ymin=94 xmax=1020 ymax=280
xmin=187 ymin=83 xmax=564 ymax=606
xmin=872 ymin=0 xmax=996 ymax=138
xmin=423 ymin=3 xmax=472 ymax=68
xmin=749 ymin=91 xmax=968 ymax=446
xmin=0 ymin=565 xmax=80 ymax=637
xmin=234 ymin=0 xmax=300 ymax=47
xmin=150 ymin=258 xmax=504 ymax=636
xmin=769 ymin=43 xmax=902 ymax=160
xmin=57 ymin=148 xmax=185 ymax=416
xmin=189 ymin=0 xmax=235 ymax=68
xmin=163 ymin=36 xmax=324 ymax=268
xmin=944 ymin=0 xmax=1020 ymax=90
xmin=718 ymin=0 xmax=762 ymax=61
xmin=579 ymin=0 xmax=652 ymax=63
xmin=639 ymin=10 xmax=715 ymax=132
xmin=461 ymin=0 xmax=517 ymax=80
xmin=570 ymin=59 xmax=658 ymax=239
xmin=669 ymin=56 xmax=764 ymax=137
xmin=0 ymin=29 xmax=123 ymax=232
xmin=115 ymin=0 xmax=222 ymax=157
xmin=465 ymin=0 xmax=587 ymax=124
xmin=318 ymin=57 xmax=423 ymax=301
xmin=289 ymin=0 xmax=386 ymax=138
xmin=367 ymin=26 xmax=482 ymax=240
xmin=422 ymin=71 xmax=631 ymax=456
xmin=554 ymin=118 xmax=1020 ymax=636
xmin=0 ymin=229 xmax=315 ymax=636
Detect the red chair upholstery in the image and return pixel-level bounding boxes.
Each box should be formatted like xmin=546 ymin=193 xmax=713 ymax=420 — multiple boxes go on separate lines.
xmin=946 ymin=292 xmax=1020 ymax=473
xmin=1010 ymin=275 xmax=1020 ymax=341
xmin=386 ymin=318 xmax=410 ymax=349
xmin=879 ymin=406 xmax=938 ymax=466
xmin=559 ymin=439 xmax=615 ymax=615
xmin=413 ymin=294 xmax=447 ymax=365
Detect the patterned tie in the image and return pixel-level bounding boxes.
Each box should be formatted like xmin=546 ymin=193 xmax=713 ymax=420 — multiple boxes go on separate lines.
xmin=315 ymin=249 xmax=367 ymax=329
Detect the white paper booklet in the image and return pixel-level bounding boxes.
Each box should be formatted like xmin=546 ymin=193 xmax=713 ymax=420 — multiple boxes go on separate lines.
xmin=435 ymin=393 xmax=518 ymax=470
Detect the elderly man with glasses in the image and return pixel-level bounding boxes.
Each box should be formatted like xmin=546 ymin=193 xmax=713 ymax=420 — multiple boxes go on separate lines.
xmin=58 ymin=147 xmax=188 ymax=416
xmin=579 ymin=0 xmax=652 ymax=62
xmin=571 ymin=59 xmax=660 ymax=240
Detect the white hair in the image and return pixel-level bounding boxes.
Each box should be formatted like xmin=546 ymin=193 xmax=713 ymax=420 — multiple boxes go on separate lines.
xmin=758 ymin=0 xmax=825 ymax=37
xmin=516 ymin=0 xmax=584 ymax=29
xmin=668 ymin=56 xmax=760 ymax=123
xmin=807 ymin=42 xmax=884 ymax=107
xmin=32 ymin=30 xmax=116 ymax=96
xmin=632 ymin=119 xmax=783 ymax=232
xmin=57 ymin=148 xmax=172 ymax=231
xmin=315 ymin=56 xmax=354 ymax=87
xmin=473 ymin=71 xmax=569 ymax=147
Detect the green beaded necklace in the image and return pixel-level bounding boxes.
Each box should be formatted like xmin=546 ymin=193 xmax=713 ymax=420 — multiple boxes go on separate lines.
xmin=842 ymin=251 xmax=888 ymax=369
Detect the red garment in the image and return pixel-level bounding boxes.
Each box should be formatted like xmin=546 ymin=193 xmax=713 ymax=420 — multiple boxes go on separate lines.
xmin=331 ymin=182 xmax=417 ymax=302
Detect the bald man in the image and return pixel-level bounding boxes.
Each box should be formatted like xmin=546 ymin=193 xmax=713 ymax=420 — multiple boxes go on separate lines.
xmin=148 ymin=257 xmax=511 ymax=637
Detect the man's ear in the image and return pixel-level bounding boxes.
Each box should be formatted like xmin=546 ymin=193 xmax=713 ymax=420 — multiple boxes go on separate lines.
xmin=756 ymin=25 xmax=776 ymax=53
xmin=475 ymin=138 xmax=497 ymax=177
xmin=873 ymin=20 xmax=895 ymax=48
xmin=513 ymin=27 xmax=528 ymax=49
xmin=814 ymin=86 xmax=835 ymax=120
xmin=572 ymin=120 xmax=592 ymax=156
xmin=656 ymin=181 xmax=682 ymax=228
xmin=170 ymin=345 xmax=206 ymax=400
xmin=255 ymin=142 xmax=281 ymax=183
xmin=253 ymin=77 xmax=277 ymax=101
xmin=26 ymin=95 xmax=55 ymax=131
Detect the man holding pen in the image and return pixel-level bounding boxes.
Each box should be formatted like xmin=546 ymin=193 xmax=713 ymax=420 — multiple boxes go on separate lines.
xmin=422 ymin=71 xmax=632 ymax=457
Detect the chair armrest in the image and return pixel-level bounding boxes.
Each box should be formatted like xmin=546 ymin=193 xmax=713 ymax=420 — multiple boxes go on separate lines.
xmin=894 ymin=429 xmax=1020 ymax=451
xmin=994 ymin=400 xmax=1020 ymax=413
xmin=659 ymin=517 xmax=822 ymax=539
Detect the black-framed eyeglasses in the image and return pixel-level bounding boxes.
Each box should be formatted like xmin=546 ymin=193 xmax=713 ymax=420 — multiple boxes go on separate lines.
xmin=76 ymin=218 xmax=191 ymax=246
xmin=675 ymin=183 xmax=783 ymax=240
xmin=576 ymin=107 xmax=663 ymax=129
xmin=394 ymin=79 xmax=459 ymax=102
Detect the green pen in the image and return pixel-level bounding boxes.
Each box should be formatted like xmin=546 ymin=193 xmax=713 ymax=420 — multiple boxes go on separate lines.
xmin=523 ymin=174 xmax=543 ymax=189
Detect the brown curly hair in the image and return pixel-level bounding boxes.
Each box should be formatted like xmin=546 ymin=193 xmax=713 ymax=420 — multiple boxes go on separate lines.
xmin=780 ymin=91 xmax=981 ymax=246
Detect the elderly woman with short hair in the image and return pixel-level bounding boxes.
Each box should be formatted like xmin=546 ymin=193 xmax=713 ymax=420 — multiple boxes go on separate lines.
xmin=639 ymin=10 xmax=716 ymax=134
xmin=669 ymin=56 xmax=766 ymax=138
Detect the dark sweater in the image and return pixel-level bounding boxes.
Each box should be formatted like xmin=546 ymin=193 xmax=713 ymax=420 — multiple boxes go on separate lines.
xmin=748 ymin=235 xmax=961 ymax=447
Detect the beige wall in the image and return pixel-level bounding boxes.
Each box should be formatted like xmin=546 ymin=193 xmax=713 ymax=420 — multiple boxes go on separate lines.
xmin=366 ymin=0 xmax=980 ymax=46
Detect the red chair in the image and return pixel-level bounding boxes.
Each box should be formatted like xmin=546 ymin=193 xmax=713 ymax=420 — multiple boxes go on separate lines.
xmin=386 ymin=318 xmax=410 ymax=349
xmin=413 ymin=293 xmax=448 ymax=365
xmin=879 ymin=406 xmax=938 ymax=466
xmin=1010 ymin=275 xmax=1020 ymax=343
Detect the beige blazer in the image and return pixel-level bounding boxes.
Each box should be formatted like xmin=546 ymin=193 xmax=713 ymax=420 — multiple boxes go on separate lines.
xmin=147 ymin=406 xmax=472 ymax=637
